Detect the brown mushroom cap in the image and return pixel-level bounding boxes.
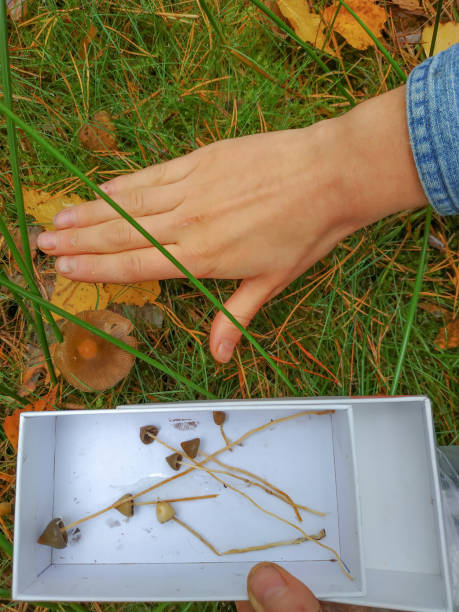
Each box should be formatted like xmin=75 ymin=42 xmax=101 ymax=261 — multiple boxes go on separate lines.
xmin=54 ymin=310 xmax=137 ymax=391
xmin=213 ymin=411 xmax=226 ymax=426
xmin=114 ymin=493 xmax=134 ymax=518
xmin=180 ymin=438 xmax=200 ymax=459
xmin=166 ymin=453 xmax=182 ymax=471
xmin=38 ymin=518 xmax=68 ymax=549
xmin=140 ymin=425 xmax=159 ymax=444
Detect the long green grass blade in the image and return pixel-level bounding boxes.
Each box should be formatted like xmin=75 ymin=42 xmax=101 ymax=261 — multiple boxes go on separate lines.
xmin=391 ymin=1 xmax=442 ymax=394
xmin=0 ymin=100 xmax=297 ymax=396
xmin=428 ymin=0 xmax=444 ymax=57
xmin=0 ymin=532 xmax=12 ymax=557
xmin=197 ymin=0 xmax=224 ymax=42
xmin=0 ymin=0 xmax=61 ymax=384
xmin=391 ymin=207 xmax=432 ymax=394
xmin=248 ymin=0 xmax=354 ymax=105
xmin=338 ymin=0 xmax=407 ymax=82
xmin=0 ymin=274 xmax=217 ymax=399
xmin=0 ymin=381 xmax=29 ymax=405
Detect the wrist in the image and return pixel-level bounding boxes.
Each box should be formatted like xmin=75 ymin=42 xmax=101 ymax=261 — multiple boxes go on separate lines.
xmin=336 ymin=86 xmax=428 ymax=231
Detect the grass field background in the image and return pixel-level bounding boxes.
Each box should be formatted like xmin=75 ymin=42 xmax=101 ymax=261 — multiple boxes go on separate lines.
xmin=0 ymin=0 xmax=458 ymax=610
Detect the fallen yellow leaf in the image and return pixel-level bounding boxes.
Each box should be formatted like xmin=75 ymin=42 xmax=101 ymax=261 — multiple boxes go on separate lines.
xmin=23 ymin=188 xmax=84 ymax=228
xmin=50 ymin=275 xmax=110 ymax=321
xmin=105 ymin=280 xmax=161 ymax=307
xmin=422 ymin=22 xmax=459 ymax=55
xmin=323 ymin=0 xmax=387 ymax=50
xmin=276 ymin=0 xmax=330 ymax=53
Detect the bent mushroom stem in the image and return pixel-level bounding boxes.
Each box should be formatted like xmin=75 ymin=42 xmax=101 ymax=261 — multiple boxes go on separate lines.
xmin=172 ymin=517 xmax=326 ymax=557
xmin=219 ymin=424 xmax=232 ymax=452
xmin=153 ymin=434 xmax=353 ymax=580
xmin=59 ymin=411 xmax=333 ymax=534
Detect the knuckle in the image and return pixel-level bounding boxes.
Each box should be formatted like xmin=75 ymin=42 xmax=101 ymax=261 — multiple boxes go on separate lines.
xmin=111 ymin=223 xmax=131 ymax=248
xmin=185 ymin=243 xmax=214 ymax=276
xmin=123 ymin=252 xmax=143 ymax=281
xmin=129 ymin=190 xmax=145 ymax=216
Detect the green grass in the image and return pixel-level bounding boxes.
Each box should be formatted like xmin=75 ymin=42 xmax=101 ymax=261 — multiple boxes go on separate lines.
xmin=0 ymin=0 xmax=458 ymax=610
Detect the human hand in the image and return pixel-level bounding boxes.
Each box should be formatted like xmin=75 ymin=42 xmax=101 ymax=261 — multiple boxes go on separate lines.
xmin=236 ymin=562 xmax=321 ymax=612
xmin=37 ymin=86 xmax=427 ymax=363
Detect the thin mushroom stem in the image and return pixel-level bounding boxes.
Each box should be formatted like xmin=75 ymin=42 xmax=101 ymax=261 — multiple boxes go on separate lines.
xmin=133 ymin=494 xmax=218 ymax=506
xmin=180 ymin=460 xmax=306 ymax=519
xmin=200 ymin=451 xmax=322 ymax=520
xmin=60 ymin=411 xmax=332 ymax=533
xmin=173 ymin=517 xmax=326 ymax=557
xmin=173 ymin=517 xmax=220 ymax=556
xmin=219 ymin=424 xmax=232 ymax=452
xmin=153 ymin=435 xmax=353 ymax=580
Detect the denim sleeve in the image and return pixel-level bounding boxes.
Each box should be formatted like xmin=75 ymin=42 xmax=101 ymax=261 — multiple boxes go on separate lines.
xmin=406 ymin=43 xmax=459 ymax=215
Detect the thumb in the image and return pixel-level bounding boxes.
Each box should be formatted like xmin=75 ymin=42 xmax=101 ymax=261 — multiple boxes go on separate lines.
xmin=247 ymin=563 xmax=321 ymax=612
xmin=209 ymin=277 xmax=274 ymax=363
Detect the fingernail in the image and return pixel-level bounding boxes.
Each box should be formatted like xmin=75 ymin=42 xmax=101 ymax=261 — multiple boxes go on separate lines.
xmin=56 ymin=257 xmax=75 ymax=274
xmin=53 ymin=208 xmax=75 ymax=228
xmin=216 ymin=339 xmax=234 ymax=363
xmin=248 ymin=564 xmax=288 ymax=611
xmin=37 ymin=232 xmax=57 ymax=250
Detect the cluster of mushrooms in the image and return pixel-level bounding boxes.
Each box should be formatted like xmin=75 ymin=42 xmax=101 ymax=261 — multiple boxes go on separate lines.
xmin=37 ymin=414 xmax=223 ymax=550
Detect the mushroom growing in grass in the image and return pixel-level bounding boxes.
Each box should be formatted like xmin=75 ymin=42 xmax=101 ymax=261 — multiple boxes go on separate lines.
xmin=54 ymin=310 xmax=137 ymax=391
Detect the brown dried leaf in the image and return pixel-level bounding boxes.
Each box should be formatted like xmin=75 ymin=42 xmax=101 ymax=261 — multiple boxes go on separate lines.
xmin=422 ymin=22 xmax=459 ymax=55
xmin=78 ymin=110 xmax=117 ymax=151
xmin=323 ymin=0 xmax=387 ymax=50
xmin=105 ymin=280 xmax=161 ymax=307
xmin=0 ymin=502 xmax=12 ymax=516
xmin=80 ymin=24 xmax=99 ymax=59
xmin=50 ymin=275 xmax=110 ymax=321
xmin=3 ymin=387 xmax=57 ymax=452
xmin=276 ymin=0 xmax=331 ymax=53
xmin=392 ymin=0 xmax=424 ymax=14
xmin=435 ymin=318 xmax=459 ymax=350
xmin=23 ymin=188 xmax=84 ymax=229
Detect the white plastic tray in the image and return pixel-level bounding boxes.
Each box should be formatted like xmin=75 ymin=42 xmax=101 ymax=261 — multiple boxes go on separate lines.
xmin=13 ymin=402 xmax=364 ymax=601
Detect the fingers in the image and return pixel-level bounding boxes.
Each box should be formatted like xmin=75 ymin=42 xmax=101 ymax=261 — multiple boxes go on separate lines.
xmin=246 ymin=563 xmax=321 ymax=612
xmin=39 ymin=212 xmax=177 ymax=256
xmin=54 ymin=244 xmax=185 ymax=283
xmin=99 ymin=150 xmax=199 ymax=196
xmin=209 ymin=276 xmax=275 ymax=363
xmin=53 ymin=184 xmax=185 ymax=229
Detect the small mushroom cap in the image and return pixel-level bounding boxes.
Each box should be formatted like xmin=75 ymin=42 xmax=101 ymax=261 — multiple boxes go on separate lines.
xmin=166 ymin=452 xmax=182 ymax=471
xmin=213 ymin=411 xmax=226 ymax=426
xmin=156 ymin=501 xmax=175 ymax=523
xmin=54 ymin=310 xmax=137 ymax=391
xmin=180 ymin=437 xmax=200 ymax=459
xmin=38 ymin=518 xmax=68 ymax=549
xmin=114 ymin=493 xmax=134 ymax=518
xmin=140 ymin=425 xmax=159 ymax=444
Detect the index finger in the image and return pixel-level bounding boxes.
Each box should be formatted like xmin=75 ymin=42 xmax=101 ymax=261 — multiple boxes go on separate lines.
xmin=100 ymin=149 xmax=200 ymax=196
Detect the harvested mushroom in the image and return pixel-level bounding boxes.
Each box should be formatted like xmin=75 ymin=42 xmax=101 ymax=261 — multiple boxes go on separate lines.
xmin=166 ymin=452 xmax=182 ymax=471
xmin=54 ymin=310 xmax=137 ymax=391
xmin=213 ymin=411 xmax=225 ymax=426
xmin=140 ymin=425 xmax=159 ymax=444
xmin=156 ymin=501 xmax=175 ymax=523
xmin=38 ymin=518 xmax=68 ymax=549
xmin=114 ymin=493 xmax=134 ymax=518
xmin=180 ymin=437 xmax=200 ymax=459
